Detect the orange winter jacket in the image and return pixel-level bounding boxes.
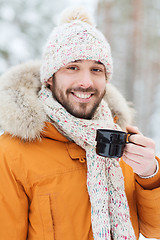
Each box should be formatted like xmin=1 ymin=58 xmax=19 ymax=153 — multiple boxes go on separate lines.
xmin=0 ymin=122 xmax=160 ymax=240
xmin=0 ymin=61 xmax=160 ymax=239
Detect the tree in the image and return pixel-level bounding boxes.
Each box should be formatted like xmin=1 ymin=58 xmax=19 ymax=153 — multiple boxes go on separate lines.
xmin=95 ymin=0 xmax=160 ymax=152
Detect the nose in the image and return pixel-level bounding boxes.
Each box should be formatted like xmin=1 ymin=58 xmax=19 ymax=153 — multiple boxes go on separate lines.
xmin=78 ymin=70 xmax=93 ymax=88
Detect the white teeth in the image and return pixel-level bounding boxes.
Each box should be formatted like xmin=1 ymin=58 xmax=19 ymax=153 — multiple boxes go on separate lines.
xmin=74 ymin=93 xmax=91 ymax=99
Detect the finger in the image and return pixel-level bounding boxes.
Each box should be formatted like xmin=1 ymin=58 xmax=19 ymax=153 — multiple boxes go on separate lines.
xmin=125 ymin=142 xmax=155 ymax=161
xmin=126 ymin=125 xmax=142 ymax=135
xmin=125 ymin=143 xmax=146 ymax=157
xmin=128 ymin=134 xmax=155 ymax=148
xmin=123 ymin=151 xmax=143 ymax=164
xmin=122 ymin=155 xmax=144 ymax=175
xmin=122 ymin=153 xmax=157 ymax=176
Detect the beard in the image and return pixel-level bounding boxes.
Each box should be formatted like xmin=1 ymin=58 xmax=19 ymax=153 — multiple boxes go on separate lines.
xmin=51 ymin=78 xmax=106 ymax=120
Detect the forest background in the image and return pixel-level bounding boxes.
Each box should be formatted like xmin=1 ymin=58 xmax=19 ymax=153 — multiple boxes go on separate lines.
xmin=0 ymin=0 xmax=159 ymax=238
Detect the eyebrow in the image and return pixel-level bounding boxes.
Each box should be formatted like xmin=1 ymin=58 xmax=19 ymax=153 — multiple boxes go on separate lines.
xmin=72 ymin=60 xmax=103 ymax=65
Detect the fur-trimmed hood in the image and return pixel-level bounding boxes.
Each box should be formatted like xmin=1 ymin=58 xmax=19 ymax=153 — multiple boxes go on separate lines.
xmin=0 ymin=61 xmax=134 ymax=141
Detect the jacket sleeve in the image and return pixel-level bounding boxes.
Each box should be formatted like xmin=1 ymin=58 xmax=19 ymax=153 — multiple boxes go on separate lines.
xmin=135 ymin=156 xmax=160 ymax=239
xmin=0 ymin=148 xmax=29 ymax=239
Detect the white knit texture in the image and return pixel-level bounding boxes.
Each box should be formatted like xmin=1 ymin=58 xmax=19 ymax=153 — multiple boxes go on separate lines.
xmin=39 ymin=86 xmax=136 ymax=240
xmin=40 ymin=17 xmax=113 ymax=84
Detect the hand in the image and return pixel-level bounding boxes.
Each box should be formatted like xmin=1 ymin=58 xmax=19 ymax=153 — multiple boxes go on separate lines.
xmin=122 ymin=125 xmax=156 ymax=177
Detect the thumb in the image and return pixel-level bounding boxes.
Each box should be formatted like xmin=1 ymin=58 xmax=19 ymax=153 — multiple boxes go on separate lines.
xmin=126 ymin=125 xmax=142 ymax=135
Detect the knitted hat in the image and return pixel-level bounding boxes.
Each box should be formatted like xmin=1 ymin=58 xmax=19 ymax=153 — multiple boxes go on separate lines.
xmin=40 ymin=7 xmax=113 ymax=85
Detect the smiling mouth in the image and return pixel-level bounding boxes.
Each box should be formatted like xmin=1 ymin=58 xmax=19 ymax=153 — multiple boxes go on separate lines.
xmin=72 ymin=92 xmax=93 ymax=99
xmin=71 ymin=92 xmax=94 ymax=100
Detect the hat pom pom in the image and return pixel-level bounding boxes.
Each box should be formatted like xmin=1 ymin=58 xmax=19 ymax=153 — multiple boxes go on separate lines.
xmin=58 ymin=7 xmax=94 ymax=26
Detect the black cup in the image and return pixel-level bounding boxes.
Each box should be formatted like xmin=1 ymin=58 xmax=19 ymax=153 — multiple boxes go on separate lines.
xmin=96 ymin=129 xmax=131 ymax=158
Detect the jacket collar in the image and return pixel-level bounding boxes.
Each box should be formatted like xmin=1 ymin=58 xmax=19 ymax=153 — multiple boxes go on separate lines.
xmin=0 ymin=60 xmax=134 ymax=141
xmin=41 ymin=122 xmax=69 ymax=142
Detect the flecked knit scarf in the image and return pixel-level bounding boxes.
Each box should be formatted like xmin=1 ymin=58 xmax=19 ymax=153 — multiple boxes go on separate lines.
xmin=39 ymin=86 xmax=136 ymax=240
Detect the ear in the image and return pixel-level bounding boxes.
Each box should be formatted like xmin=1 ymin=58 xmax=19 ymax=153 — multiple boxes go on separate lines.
xmin=47 ymin=77 xmax=53 ymax=86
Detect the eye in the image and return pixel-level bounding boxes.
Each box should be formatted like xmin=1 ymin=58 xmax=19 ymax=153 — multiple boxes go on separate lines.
xmin=67 ymin=66 xmax=78 ymax=71
xmin=92 ymin=68 xmax=103 ymax=72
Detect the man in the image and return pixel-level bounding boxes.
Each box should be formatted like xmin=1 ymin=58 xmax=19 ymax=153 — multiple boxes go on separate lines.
xmin=0 ymin=7 xmax=159 ymax=240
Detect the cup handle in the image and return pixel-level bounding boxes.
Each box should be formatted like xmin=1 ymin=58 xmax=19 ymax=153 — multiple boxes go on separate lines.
xmin=126 ymin=133 xmax=135 ymax=143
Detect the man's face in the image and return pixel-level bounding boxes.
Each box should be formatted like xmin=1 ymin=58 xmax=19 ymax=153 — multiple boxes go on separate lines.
xmin=47 ymin=60 xmax=107 ymax=119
